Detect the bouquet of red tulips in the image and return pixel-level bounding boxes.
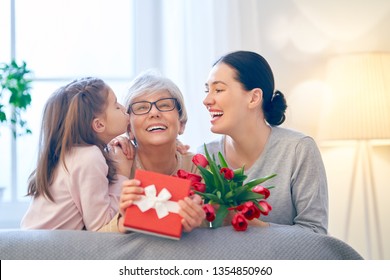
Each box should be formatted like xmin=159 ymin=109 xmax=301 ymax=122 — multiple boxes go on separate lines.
xmin=177 ymin=144 xmax=276 ymax=231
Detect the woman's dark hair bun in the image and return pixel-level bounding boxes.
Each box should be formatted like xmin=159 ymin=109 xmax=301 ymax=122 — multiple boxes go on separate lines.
xmin=264 ymin=90 xmax=287 ymax=126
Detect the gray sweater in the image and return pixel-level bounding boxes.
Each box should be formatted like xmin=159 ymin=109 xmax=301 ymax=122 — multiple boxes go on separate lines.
xmin=197 ymin=126 xmax=328 ymax=234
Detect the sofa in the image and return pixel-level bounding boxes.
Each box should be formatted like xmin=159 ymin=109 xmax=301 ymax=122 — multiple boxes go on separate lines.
xmin=0 ymin=225 xmax=363 ymax=260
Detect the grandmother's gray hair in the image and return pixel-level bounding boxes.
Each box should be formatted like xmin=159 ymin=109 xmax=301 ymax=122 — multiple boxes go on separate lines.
xmin=125 ymin=69 xmax=188 ymax=128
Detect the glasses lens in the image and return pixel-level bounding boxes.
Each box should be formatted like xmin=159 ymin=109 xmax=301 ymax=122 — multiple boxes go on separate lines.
xmin=156 ymin=98 xmax=176 ymax=111
xmin=130 ymin=98 xmax=177 ymax=115
xmin=131 ymin=102 xmax=151 ymax=115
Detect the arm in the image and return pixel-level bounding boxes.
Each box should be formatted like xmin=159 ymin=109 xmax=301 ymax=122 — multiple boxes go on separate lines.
xmin=290 ymin=137 xmax=329 ymax=234
xmin=98 ymin=147 xmax=134 ymax=232
xmin=71 ymin=146 xmax=129 ymax=231
xmin=99 ymin=179 xmax=144 ymax=233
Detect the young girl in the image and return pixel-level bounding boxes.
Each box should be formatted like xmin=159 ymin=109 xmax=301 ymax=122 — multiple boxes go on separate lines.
xmin=21 ymin=77 xmax=132 ymax=231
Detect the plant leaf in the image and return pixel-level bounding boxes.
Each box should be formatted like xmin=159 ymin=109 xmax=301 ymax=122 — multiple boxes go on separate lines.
xmin=236 ymin=192 xmax=265 ymax=202
xmin=211 ymin=205 xmax=229 ymax=228
xmin=243 ymin=173 xmax=277 ymax=189
xmin=203 ymin=144 xmax=224 ymax=191
xmin=218 ymin=152 xmax=228 ymax=168
xmin=194 ymin=191 xmax=223 ymax=204
xmin=197 ymin=166 xmax=214 ymax=188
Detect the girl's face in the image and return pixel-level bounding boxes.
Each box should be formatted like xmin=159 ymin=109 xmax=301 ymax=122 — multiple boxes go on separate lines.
xmin=203 ymin=63 xmax=251 ymax=135
xmin=101 ymin=88 xmax=129 ymax=142
xmin=129 ymin=90 xmax=183 ymax=147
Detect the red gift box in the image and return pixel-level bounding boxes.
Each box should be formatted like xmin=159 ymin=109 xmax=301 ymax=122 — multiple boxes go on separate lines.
xmin=123 ymin=169 xmax=191 ymax=240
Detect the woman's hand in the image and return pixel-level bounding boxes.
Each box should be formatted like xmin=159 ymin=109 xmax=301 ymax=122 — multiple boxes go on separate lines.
xmin=178 ymin=194 xmax=205 ymax=232
xmin=117 ymin=179 xmax=143 ymax=233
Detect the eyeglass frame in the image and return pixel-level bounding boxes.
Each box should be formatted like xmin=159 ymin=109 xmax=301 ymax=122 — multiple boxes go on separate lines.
xmin=127 ymin=97 xmax=180 ymax=115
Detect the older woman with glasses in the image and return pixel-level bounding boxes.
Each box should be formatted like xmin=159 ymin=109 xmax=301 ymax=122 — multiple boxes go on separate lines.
xmin=99 ymin=70 xmax=205 ymax=233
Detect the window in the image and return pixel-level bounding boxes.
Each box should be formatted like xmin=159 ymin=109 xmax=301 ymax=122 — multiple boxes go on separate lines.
xmin=0 ymin=0 xmax=134 ymax=228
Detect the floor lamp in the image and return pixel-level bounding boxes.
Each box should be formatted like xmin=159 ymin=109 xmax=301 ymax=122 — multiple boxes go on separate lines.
xmin=318 ymin=53 xmax=390 ymax=259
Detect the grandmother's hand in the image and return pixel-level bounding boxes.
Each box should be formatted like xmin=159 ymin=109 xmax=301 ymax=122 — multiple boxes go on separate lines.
xmin=117 ymin=179 xmax=143 ymax=233
xmin=178 ymin=194 xmax=205 ymax=232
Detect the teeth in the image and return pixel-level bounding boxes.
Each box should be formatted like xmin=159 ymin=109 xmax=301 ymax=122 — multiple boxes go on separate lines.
xmin=147 ymin=125 xmax=167 ymax=132
xmin=210 ymin=111 xmax=223 ymax=117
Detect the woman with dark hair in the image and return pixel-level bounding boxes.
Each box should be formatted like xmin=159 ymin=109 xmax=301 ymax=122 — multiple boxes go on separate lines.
xmin=201 ymin=50 xmax=328 ymax=234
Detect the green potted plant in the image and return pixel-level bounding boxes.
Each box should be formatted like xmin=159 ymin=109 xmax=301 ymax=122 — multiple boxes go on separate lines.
xmin=0 ymin=60 xmax=33 ymax=137
xmin=0 ymin=60 xmax=33 ymax=202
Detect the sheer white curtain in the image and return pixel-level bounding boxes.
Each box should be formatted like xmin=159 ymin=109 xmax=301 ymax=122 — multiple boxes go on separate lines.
xmin=132 ymin=0 xmax=264 ymax=151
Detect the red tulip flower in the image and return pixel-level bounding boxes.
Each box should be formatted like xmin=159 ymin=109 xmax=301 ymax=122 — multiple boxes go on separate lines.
xmin=187 ymin=173 xmax=202 ymax=183
xmin=177 ymin=169 xmax=189 ymax=179
xmin=203 ymin=204 xmax=216 ymax=222
xmin=190 ymin=144 xmax=276 ymax=231
xmin=177 ymin=169 xmax=202 ymax=183
xmin=192 ymin=181 xmax=206 ymax=193
xmin=240 ymin=201 xmax=261 ymax=220
xmin=252 ymin=185 xmax=270 ymax=199
xmin=231 ymin=213 xmax=248 ymax=231
xmin=220 ymin=167 xmax=234 ymax=180
xmin=258 ymin=200 xmax=272 ymax=216
xmin=192 ymin=154 xmax=209 ymax=168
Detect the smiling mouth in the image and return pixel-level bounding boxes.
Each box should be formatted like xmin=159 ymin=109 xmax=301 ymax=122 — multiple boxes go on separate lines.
xmin=146 ymin=125 xmax=167 ymax=132
xmin=210 ymin=111 xmax=223 ymax=119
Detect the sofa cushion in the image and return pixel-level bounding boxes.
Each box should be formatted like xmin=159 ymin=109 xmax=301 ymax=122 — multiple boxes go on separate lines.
xmin=0 ymin=225 xmax=363 ymax=260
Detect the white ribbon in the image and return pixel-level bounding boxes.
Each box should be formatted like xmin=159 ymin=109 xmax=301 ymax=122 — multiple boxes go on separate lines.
xmin=133 ymin=184 xmax=180 ymax=219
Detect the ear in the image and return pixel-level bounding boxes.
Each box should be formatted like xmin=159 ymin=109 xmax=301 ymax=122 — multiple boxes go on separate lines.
xmin=128 ymin=124 xmax=135 ymax=140
xmin=248 ymin=88 xmax=263 ymax=109
xmin=127 ymin=125 xmax=138 ymax=146
xmin=178 ymin=122 xmax=185 ymax=135
xmin=92 ymin=117 xmax=106 ymax=133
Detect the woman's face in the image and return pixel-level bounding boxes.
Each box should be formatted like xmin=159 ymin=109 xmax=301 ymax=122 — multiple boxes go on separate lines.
xmin=129 ymin=90 xmax=183 ymax=147
xmin=204 ymin=63 xmax=251 ymax=135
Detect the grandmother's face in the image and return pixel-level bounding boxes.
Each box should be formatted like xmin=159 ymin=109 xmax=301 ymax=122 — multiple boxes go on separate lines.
xmin=128 ymin=90 xmax=183 ymax=147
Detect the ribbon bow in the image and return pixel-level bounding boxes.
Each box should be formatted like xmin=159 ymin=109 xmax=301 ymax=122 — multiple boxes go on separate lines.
xmin=133 ymin=185 xmax=180 ymax=219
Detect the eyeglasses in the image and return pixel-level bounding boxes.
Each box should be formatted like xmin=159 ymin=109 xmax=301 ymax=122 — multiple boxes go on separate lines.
xmin=128 ymin=97 xmax=178 ymax=115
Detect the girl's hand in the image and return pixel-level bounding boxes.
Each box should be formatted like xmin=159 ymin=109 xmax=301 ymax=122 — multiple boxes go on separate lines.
xmin=109 ymin=135 xmax=135 ymax=160
xmin=111 ymin=146 xmax=133 ymax=178
xmin=118 ymin=179 xmax=143 ymax=233
xmin=178 ymin=194 xmax=205 ymax=232
xmin=176 ymin=139 xmax=190 ymax=155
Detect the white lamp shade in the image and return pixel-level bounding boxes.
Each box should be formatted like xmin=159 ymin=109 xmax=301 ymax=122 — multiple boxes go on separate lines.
xmin=318 ymin=53 xmax=390 ymax=141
